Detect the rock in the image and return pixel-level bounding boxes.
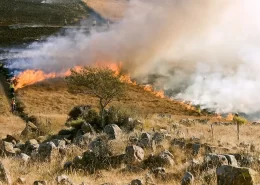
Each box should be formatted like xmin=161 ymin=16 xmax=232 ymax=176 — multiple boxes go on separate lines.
xmin=152 ymin=132 xmax=165 ymax=144
xmin=3 ymin=135 xmax=18 ymax=145
xmin=81 ymin=122 xmax=96 ymax=134
xmin=139 ymin=133 xmax=152 ymax=147
xmin=2 ymin=141 xmax=16 ymax=155
xmin=158 ymin=150 xmax=175 ymax=166
xmin=0 ymin=162 xmax=11 ymax=184
xmin=224 ymin=155 xmax=238 ymax=166
xmin=37 ymin=142 xmax=58 ymax=161
xmin=204 ymin=154 xmax=228 ymax=169
xmin=216 ymin=165 xmax=257 ymax=185
xmin=17 ymin=177 xmax=26 ymax=184
xmin=89 ymin=139 xmax=110 ymax=157
xmin=125 ymin=145 xmax=144 ymax=164
xmin=104 ymin=124 xmax=122 ymax=140
xmin=19 ymin=153 xmax=30 ymax=163
xmin=52 ymin=139 xmax=66 ymax=149
xmin=151 ymin=167 xmax=166 ymax=179
xmin=24 ymin=139 xmax=39 ymax=155
xmin=21 ymin=122 xmax=38 ymax=136
xmin=181 ymin=172 xmax=194 ymax=185
xmin=131 ymin=179 xmax=143 ymax=185
xmin=56 ymin=175 xmax=74 ymax=185
xmin=33 ymin=181 xmax=47 ymax=185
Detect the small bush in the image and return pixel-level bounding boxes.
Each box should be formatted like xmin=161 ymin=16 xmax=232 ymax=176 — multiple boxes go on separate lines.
xmin=233 ymin=116 xmax=248 ymax=125
xmin=66 ymin=118 xmax=85 ymax=129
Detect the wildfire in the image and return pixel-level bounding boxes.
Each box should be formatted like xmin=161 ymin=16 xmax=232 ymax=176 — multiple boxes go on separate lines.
xmin=13 ymin=62 xmax=166 ymax=100
xmin=14 ymin=70 xmax=57 ymax=89
xmin=143 ymin=84 xmax=165 ymax=98
xmin=226 ymin=113 xmax=234 ymax=121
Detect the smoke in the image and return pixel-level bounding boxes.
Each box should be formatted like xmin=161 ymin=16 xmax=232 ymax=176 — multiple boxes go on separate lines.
xmin=8 ymin=0 xmax=260 ymax=114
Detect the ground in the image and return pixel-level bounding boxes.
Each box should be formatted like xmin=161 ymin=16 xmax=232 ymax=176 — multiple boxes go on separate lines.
xmin=0 ymin=75 xmax=25 ymax=138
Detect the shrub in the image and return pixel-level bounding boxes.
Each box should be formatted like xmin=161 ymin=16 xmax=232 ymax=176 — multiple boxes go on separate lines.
xmin=66 ymin=118 xmax=85 ymax=129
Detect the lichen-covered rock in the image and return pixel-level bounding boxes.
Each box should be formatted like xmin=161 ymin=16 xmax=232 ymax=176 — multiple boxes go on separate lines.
xmin=104 ymin=124 xmax=122 ymax=140
xmin=217 ymin=165 xmax=257 ymax=185
xmin=125 ymin=145 xmax=144 ymax=164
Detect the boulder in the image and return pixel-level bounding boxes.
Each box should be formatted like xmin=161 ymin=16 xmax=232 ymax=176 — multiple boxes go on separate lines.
xmin=0 ymin=162 xmax=11 ymax=184
xmin=131 ymin=179 xmax=143 ymax=185
xmin=56 ymin=175 xmax=74 ymax=185
xmin=151 ymin=167 xmax=166 ymax=179
xmin=37 ymin=142 xmax=58 ymax=161
xmin=216 ymin=165 xmax=258 ymax=185
xmin=138 ymin=132 xmax=153 ymax=149
xmin=152 ymin=132 xmax=165 ymax=144
xmin=24 ymin=139 xmax=39 ymax=155
xmin=181 ymin=172 xmax=194 ymax=185
xmin=3 ymin=135 xmax=18 ymax=145
xmin=104 ymin=124 xmax=122 ymax=140
xmin=19 ymin=153 xmax=31 ymax=163
xmin=52 ymin=139 xmax=66 ymax=149
xmin=158 ymin=150 xmax=175 ymax=166
xmin=204 ymin=154 xmax=228 ymax=169
xmin=21 ymin=122 xmax=38 ymax=136
xmin=125 ymin=145 xmax=144 ymax=164
xmin=2 ymin=141 xmax=16 ymax=155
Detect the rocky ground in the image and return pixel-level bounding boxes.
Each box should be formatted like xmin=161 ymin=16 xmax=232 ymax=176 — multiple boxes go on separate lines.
xmin=0 ymin=104 xmax=259 ymax=185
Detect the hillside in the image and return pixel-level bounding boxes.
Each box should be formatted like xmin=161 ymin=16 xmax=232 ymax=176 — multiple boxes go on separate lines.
xmin=0 ymin=0 xmax=88 ymax=45
xmin=16 ymin=78 xmax=200 ymax=131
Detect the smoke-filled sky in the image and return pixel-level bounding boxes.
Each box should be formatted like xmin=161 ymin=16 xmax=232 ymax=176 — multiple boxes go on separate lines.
xmin=9 ymin=0 xmax=260 ymax=114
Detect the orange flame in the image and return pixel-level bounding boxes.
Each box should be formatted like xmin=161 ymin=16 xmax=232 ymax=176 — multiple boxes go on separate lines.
xmin=14 ymin=62 xmax=165 ymax=99
xmin=14 ymin=70 xmax=57 ymax=89
xmin=143 ymin=84 xmax=165 ymax=98
xmin=226 ymin=113 xmax=234 ymax=121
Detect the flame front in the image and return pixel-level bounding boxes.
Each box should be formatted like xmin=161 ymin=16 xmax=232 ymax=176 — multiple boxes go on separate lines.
xmin=14 ymin=70 xmax=57 ymax=89
xmin=14 ymin=63 xmax=166 ymax=100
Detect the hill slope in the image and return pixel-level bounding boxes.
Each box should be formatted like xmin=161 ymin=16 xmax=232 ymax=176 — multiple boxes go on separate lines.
xmin=16 ymin=78 xmax=200 ymax=131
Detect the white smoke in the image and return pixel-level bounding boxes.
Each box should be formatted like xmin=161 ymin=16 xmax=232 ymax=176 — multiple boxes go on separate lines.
xmin=8 ymin=0 xmax=260 ymax=114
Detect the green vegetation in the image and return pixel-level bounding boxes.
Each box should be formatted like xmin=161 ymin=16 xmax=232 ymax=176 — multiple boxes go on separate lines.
xmin=66 ymin=66 xmax=126 ymax=127
xmin=0 ymin=0 xmax=88 ymax=44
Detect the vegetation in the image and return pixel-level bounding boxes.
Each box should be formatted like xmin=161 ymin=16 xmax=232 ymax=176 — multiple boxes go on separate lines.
xmin=233 ymin=114 xmax=248 ymax=141
xmin=0 ymin=0 xmax=88 ymax=45
xmin=66 ymin=66 xmax=126 ymax=127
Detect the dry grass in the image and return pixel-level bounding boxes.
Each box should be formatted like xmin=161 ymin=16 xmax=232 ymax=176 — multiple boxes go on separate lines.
xmin=16 ymin=78 xmax=199 ymax=132
xmin=85 ymin=0 xmax=129 ymax=21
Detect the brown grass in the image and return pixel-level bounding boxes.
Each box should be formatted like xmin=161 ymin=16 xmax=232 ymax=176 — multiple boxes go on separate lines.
xmin=16 ymin=78 xmax=199 ymax=132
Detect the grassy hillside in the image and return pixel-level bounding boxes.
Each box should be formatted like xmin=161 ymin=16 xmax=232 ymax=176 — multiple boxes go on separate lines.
xmin=16 ymin=78 xmax=200 ymax=131
xmin=0 ymin=0 xmax=88 ymax=44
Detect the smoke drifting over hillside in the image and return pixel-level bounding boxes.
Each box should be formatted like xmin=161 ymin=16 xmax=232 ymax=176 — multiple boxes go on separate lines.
xmin=9 ymin=0 xmax=260 ymax=114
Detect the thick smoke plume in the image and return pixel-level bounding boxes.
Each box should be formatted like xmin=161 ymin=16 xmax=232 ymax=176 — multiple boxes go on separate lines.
xmin=9 ymin=0 xmax=260 ymax=114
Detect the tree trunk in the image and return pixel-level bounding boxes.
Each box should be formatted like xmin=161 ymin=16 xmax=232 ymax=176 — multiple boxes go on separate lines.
xmin=237 ymin=122 xmax=240 ymax=141
xmin=99 ymin=99 xmax=105 ymax=128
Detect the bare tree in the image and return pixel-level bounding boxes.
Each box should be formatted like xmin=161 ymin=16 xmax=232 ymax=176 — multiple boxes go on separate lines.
xmin=66 ymin=66 xmax=126 ymax=127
